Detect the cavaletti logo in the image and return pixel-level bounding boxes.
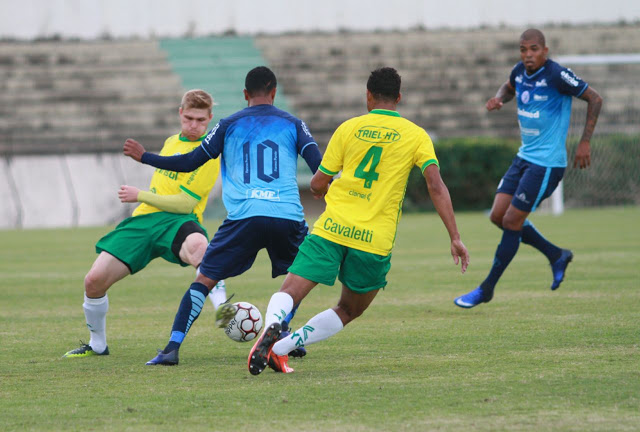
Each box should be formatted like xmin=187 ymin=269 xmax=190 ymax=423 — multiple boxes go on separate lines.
xmin=355 ymin=126 xmax=401 ymax=143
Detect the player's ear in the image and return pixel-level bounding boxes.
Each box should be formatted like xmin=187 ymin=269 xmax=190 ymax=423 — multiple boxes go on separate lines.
xmin=270 ymin=87 xmax=277 ymax=101
xmin=179 ymin=106 xmax=183 ymax=116
xmin=396 ymin=92 xmax=402 ymax=104
xmin=243 ymin=89 xmax=250 ymax=102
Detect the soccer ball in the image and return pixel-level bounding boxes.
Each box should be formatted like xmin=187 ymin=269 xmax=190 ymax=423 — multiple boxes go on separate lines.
xmin=224 ymin=302 xmax=263 ymax=342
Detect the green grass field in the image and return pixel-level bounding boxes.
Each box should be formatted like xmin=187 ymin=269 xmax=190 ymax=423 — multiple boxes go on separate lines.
xmin=1 ymin=207 xmax=638 ymax=431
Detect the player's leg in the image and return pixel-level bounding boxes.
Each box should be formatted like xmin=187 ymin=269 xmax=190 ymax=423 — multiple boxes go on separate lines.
xmin=64 ymin=252 xmax=130 ymax=357
xmin=148 ymin=218 xmax=261 ymax=365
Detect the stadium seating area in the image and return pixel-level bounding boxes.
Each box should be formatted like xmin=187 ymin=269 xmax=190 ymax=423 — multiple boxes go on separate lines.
xmin=0 ymin=24 xmax=638 ymax=227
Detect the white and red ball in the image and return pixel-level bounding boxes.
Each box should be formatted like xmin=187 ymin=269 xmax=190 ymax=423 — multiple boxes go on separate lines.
xmin=224 ymin=302 xmax=263 ymax=342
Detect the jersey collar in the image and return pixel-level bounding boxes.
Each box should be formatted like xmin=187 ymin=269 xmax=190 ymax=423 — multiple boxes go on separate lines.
xmin=179 ymin=132 xmax=207 ymax=142
xmin=370 ymin=109 xmax=401 ymax=117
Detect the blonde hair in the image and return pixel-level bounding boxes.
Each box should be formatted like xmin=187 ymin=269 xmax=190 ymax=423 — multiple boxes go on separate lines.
xmin=181 ymin=89 xmax=214 ymax=114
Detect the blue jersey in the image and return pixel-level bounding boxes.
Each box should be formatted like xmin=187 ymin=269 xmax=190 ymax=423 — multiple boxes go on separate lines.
xmin=200 ymin=104 xmax=317 ymax=221
xmin=509 ymin=59 xmax=588 ymax=167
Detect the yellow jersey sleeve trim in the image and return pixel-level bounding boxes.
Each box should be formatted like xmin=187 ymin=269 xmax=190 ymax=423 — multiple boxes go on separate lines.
xmin=179 ymin=185 xmax=202 ymax=200
xmin=318 ymin=164 xmax=339 ymax=176
xmin=421 ymin=159 xmax=439 ymax=173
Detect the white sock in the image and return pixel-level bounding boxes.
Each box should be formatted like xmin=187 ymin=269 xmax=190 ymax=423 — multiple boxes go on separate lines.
xmin=273 ymin=308 xmax=344 ymax=356
xmin=83 ymin=294 xmax=109 ymax=353
xmin=264 ymin=292 xmax=294 ymax=329
xmin=208 ymin=279 xmax=227 ymax=310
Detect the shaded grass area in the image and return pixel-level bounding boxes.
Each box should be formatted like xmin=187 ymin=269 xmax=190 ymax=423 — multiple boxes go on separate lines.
xmin=1 ymin=207 xmax=638 ymax=431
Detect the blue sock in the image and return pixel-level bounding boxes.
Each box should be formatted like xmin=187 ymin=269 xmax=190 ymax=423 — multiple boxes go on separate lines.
xmin=163 ymin=282 xmax=209 ymax=353
xmin=521 ymin=220 xmax=562 ymax=263
xmin=282 ymin=303 xmax=300 ymax=329
xmin=481 ymin=229 xmax=522 ymax=292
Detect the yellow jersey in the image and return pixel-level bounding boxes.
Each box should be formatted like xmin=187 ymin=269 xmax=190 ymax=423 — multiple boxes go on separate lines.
xmin=132 ymin=133 xmax=220 ymax=223
xmin=313 ymin=109 xmax=438 ymax=255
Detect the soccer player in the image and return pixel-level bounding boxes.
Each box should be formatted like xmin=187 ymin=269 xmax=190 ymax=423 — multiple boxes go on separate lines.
xmin=64 ymin=89 xmax=228 ymax=358
xmin=454 ymin=29 xmax=603 ymax=309
xmin=123 ymin=66 xmax=322 ymax=366
xmin=248 ymin=67 xmax=469 ymax=375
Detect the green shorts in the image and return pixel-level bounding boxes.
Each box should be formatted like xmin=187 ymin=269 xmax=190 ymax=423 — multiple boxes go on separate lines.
xmin=96 ymin=212 xmax=208 ymax=274
xmin=288 ymin=234 xmax=391 ymax=293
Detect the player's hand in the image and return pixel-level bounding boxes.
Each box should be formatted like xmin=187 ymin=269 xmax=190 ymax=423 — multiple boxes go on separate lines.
xmin=118 ymin=185 xmax=140 ymax=203
xmin=123 ymin=139 xmax=145 ymax=162
xmin=486 ymin=97 xmax=504 ymax=111
xmin=450 ymin=239 xmax=469 ymax=274
xmin=573 ymin=140 xmax=591 ymax=169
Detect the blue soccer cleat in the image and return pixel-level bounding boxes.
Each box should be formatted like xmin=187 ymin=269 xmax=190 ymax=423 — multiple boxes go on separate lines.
xmin=146 ymin=349 xmax=179 ymax=366
xmin=454 ymin=286 xmax=493 ymax=309
xmin=550 ymin=249 xmax=573 ymax=291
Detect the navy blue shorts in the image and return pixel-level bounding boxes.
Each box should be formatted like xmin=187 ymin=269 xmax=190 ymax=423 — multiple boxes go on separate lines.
xmin=198 ymin=216 xmax=308 ymax=281
xmin=497 ymin=156 xmax=565 ymax=212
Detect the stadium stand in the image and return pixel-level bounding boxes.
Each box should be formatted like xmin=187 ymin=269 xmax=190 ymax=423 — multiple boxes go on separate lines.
xmin=0 ymin=24 xmax=638 ymax=227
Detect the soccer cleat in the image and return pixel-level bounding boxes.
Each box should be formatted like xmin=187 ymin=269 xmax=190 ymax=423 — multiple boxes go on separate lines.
xmin=146 ymin=349 xmax=179 ymax=366
xmin=268 ymin=352 xmax=294 ymax=373
xmin=215 ymin=294 xmax=237 ymax=328
xmin=551 ymin=249 xmax=573 ymax=291
xmin=248 ymin=322 xmax=283 ymax=376
xmin=280 ymin=330 xmax=307 ymax=358
xmin=454 ymin=286 xmax=494 ymax=309
xmin=63 ymin=342 xmax=109 ymax=358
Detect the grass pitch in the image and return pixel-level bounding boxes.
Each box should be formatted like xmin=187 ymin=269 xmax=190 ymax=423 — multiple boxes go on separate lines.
xmin=0 ymin=207 xmax=638 ymax=431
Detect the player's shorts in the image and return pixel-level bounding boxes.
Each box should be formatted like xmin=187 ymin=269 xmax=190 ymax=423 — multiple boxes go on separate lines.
xmin=496 ymin=156 xmax=565 ymax=212
xmin=96 ymin=212 xmax=208 ymax=274
xmin=198 ymin=216 xmax=308 ymax=281
xmin=288 ymin=234 xmax=391 ymax=293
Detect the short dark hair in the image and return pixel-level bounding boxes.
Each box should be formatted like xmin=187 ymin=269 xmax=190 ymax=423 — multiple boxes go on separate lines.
xmin=367 ymin=67 xmax=401 ymax=102
xmin=520 ymin=28 xmax=546 ymax=47
xmin=245 ymin=66 xmax=277 ymax=96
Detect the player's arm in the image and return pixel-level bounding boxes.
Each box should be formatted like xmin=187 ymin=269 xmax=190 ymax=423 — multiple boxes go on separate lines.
xmin=310 ymin=170 xmax=333 ymax=199
xmin=123 ymin=139 xmax=210 ymax=172
xmin=118 ymin=185 xmax=198 ymax=214
xmin=301 ymin=143 xmax=322 ymax=173
xmin=423 ymin=164 xmax=469 ymax=273
xmin=486 ymin=80 xmax=515 ymax=111
xmin=574 ymin=86 xmax=603 ymax=169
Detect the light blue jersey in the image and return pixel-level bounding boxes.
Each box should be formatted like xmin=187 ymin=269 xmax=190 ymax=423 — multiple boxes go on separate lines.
xmin=201 ymin=104 xmax=317 ymax=221
xmin=510 ymin=59 xmax=588 ymax=167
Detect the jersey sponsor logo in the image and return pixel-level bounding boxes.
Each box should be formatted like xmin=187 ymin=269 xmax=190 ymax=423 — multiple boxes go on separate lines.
xmin=535 ymin=79 xmax=548 ymax=87
xmin=560 ymin=70 xmax=580 ymax=87
xmin=517 ymin=108 xmax=540 ymax=119
xmin=521 ymin=90 xmax=531 ymax=104
xmin=349 ymin=189 xmax=372 ymax=201
xmin=300 ymin=120 xmax=313 ymax=138
xmin=155 ymin=168 xmax=178 ymax=180
xmin=323 ymin=217 xmax=373 ymax=243
xmin=203 ymin=123 xmax=220 ymax=145
xmin=533 ymin=94 xmax=548 ymax=101
xmin=247 ymin=188 xmax=280 ymax=201
xmin=354 ymin=126 xmax=401 ymax=143
xmin=515 ymin=75 xmax=523 ymax=84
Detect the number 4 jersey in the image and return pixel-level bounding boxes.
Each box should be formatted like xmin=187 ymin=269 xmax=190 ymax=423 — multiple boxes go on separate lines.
xmin=200 ymin=104 xmax=317 ymax=222
xmin=314 ymin=109 xmax=438 ymax=256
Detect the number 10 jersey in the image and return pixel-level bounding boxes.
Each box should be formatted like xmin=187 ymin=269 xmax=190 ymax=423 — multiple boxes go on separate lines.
xmin=314 ymin=109 xmax=438 ymax=256
xmin=201 ymin=104 xmax=317 ymax=222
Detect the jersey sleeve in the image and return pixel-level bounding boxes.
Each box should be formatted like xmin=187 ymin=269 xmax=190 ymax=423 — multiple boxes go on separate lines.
xmin=413 ymin=130 xmax=439 ymax=172
xmin=318 ymin=122 xmax=348 ymax=176
xmin=509 ymin=62 xmax=522 ymax=87
xmin=295 ymin=119 xmax=317 ymax=154
xmin=179 ymin=157 xmax=220 ymax=201
xmin=200 ymin=120 xmax=228 ymax=158
xmin=553 ymin=66 xmax=589 ymax=97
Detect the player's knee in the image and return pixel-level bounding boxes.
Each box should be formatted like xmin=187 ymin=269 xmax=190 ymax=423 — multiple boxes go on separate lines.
xmin=181 ymin=234 xmax=208 ymax=267
xmin=489 ymin=211 xmax=503 ymax=227
xmin=502 ymin=213 xmax=524 ymax=231
xmin=84 ymin=270 xmax=108 ymax=297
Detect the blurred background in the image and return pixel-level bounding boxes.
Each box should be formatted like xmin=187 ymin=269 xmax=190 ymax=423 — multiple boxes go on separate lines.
xmin=1 ymin=0 xmax=639 ymax=228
